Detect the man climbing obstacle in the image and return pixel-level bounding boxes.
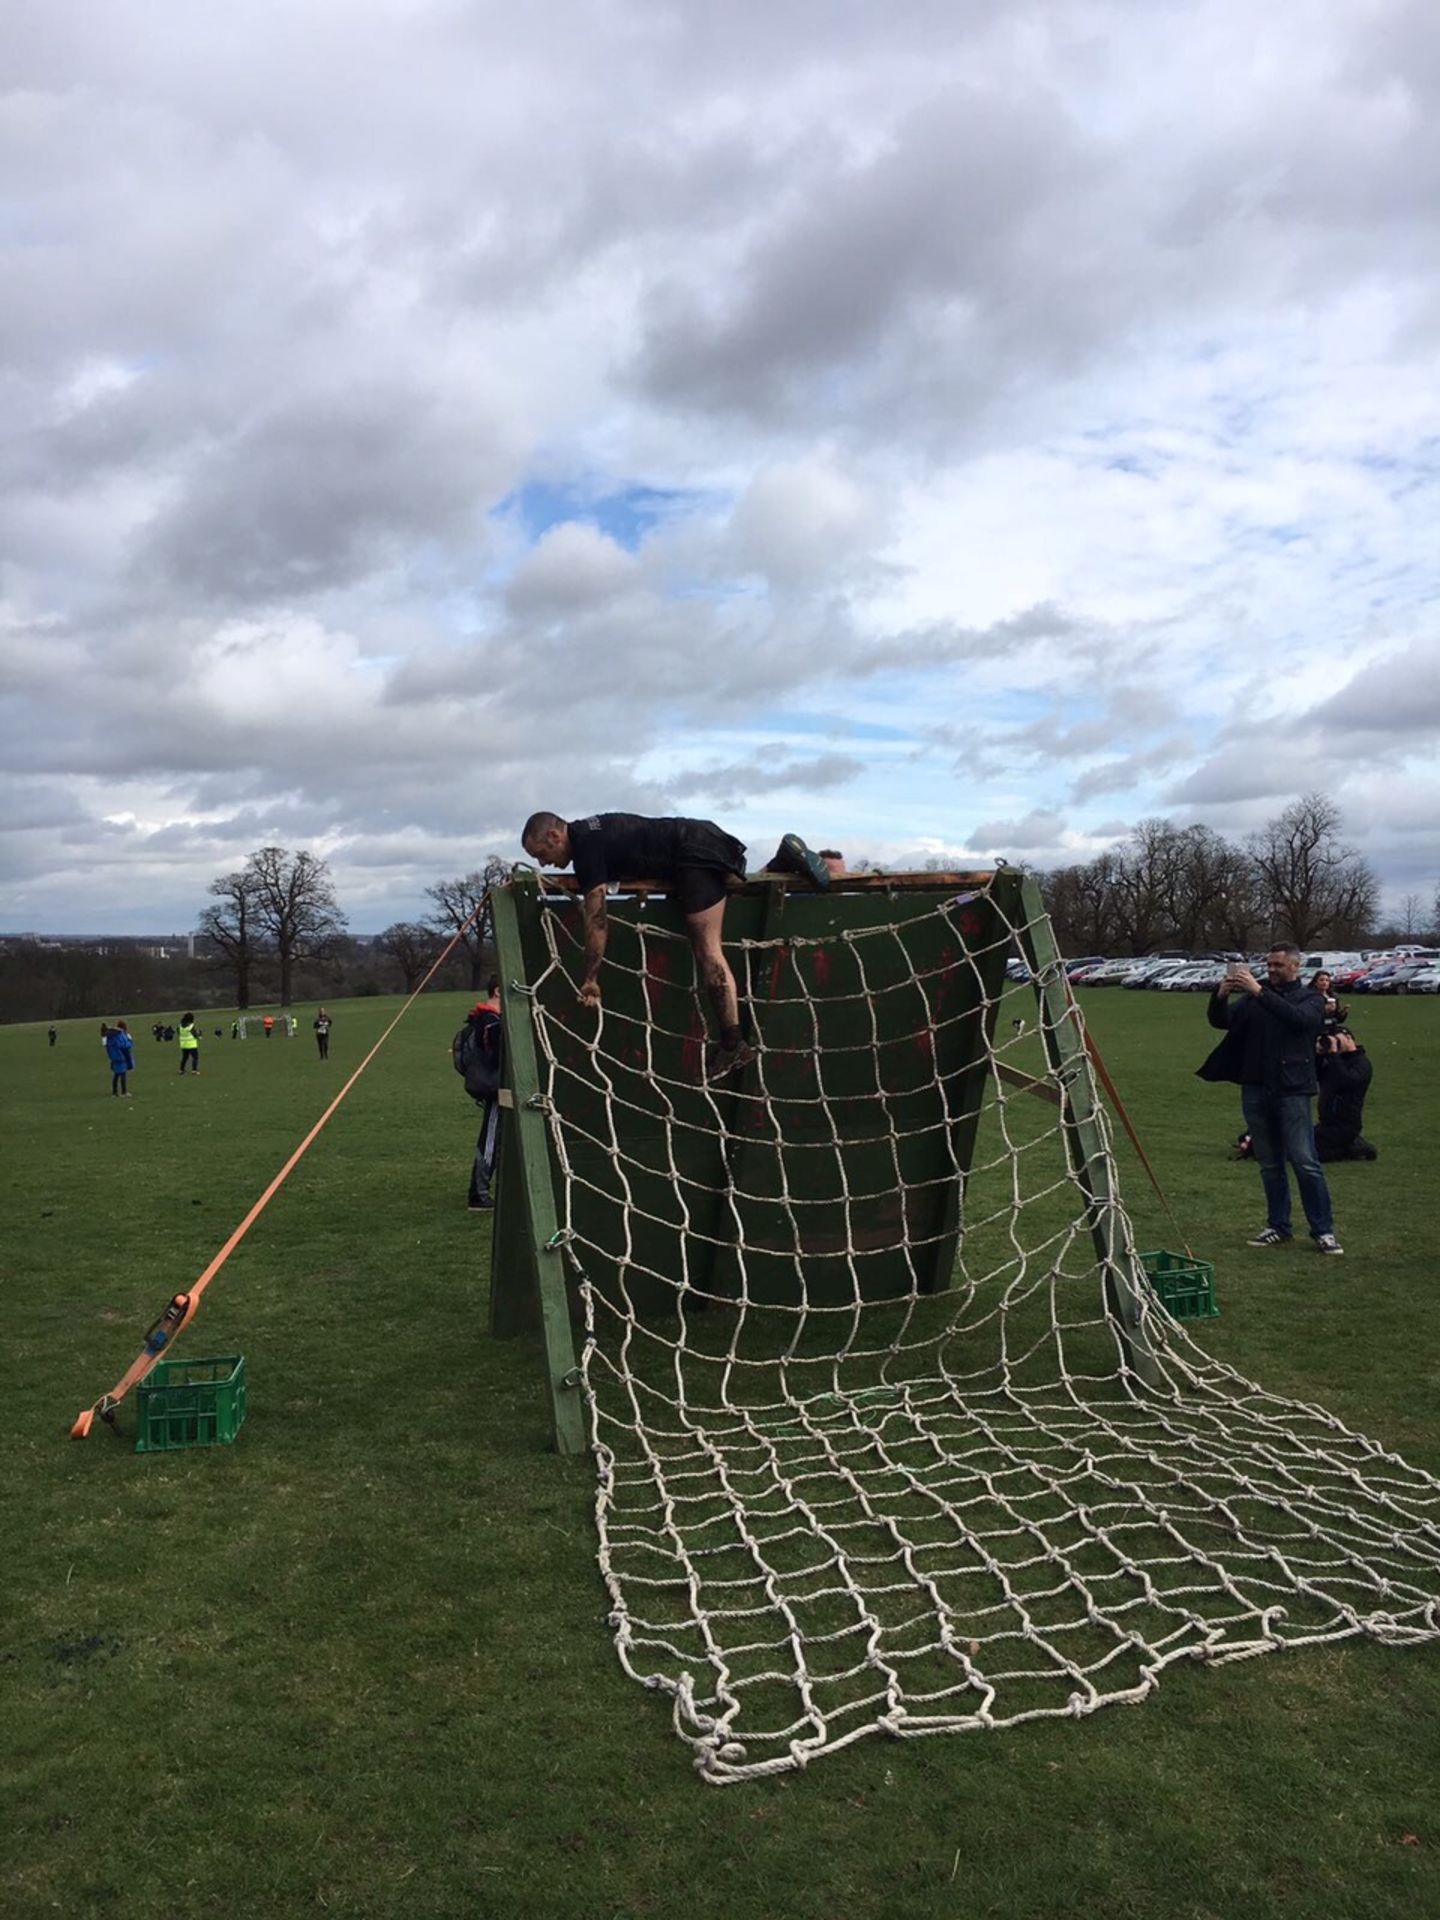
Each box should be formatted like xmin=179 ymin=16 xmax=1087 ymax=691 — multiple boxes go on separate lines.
xmin=520 ymin=811 xmax=830 ymax=1081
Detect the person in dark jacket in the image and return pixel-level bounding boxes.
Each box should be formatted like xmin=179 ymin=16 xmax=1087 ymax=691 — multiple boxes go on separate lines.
xmin=456 ymin=985 xmax=503 ymax=1210
xmin=1197 ymin=943 xmax=1342 ymax=1253
xmin=1315 ymin=1031 xmax=1376 ymax=1161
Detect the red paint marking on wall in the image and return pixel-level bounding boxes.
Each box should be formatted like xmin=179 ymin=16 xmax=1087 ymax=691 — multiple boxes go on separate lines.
xmin=812 ymin=948 xmax=832 ymax=992
xmin=644 ymin=944 xmax=671 ymax=1019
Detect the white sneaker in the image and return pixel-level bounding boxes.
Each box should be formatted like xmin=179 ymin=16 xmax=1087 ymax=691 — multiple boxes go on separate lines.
xmin=1246 ymin=1227 xmax=1290 ymax=1247
xmin=1315 ymin=1233 xmax=1344 ymax=1256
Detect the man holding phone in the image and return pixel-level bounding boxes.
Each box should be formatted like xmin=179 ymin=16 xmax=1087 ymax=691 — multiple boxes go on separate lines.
xmin=1196 ymin=944 xmax=1342 ymax=1255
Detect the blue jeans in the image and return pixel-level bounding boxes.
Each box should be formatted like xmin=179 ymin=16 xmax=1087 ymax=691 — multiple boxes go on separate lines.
xmin=1241 ymin=1086 xmax=1334 ymax=1239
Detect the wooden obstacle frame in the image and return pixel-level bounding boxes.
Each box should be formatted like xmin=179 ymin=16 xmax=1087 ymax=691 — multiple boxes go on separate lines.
xmin=488 ymin=866 xmax=1155 ymax=1454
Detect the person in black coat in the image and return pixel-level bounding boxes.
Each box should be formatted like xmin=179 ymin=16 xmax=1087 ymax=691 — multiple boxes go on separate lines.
xmin=1197 ymin=943 xmax=1342 ymax=1253
xmin=1315 ymin=1031 xmax=1376 ymax=1161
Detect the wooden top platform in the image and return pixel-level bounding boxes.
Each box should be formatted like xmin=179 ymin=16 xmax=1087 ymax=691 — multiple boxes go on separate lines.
xmin=522 ymin=869 xmax=998 ymax=898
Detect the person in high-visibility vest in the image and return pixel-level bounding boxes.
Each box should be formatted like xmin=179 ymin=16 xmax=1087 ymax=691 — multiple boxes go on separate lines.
xmin=178 ymin=1013 xmax=201 ymax=1075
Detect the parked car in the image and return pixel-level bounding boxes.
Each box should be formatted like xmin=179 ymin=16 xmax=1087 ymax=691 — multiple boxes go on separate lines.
xmin=1332 ymin=962 xmax=1373 ymax=991
xmin=1375 ymin=962 xmax=1433 ymax=994
xmin=1406 ymin=964 xmax=1440 ymax=994
xmin=1079 ymin=959 xmax=1142 ymax=986
xmin=1353 ymin=964 xmax=1406 ymax=994
xmin=1129 ymin=960 xmax=1194 ymax=989
xmin=1158 ymin=963 xmax=1217 ymax=991
xmin=1301 ymin=950 xmax=1365 ymax=976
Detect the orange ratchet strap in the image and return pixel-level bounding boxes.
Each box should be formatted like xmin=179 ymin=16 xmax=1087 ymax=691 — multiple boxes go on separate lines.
xmin=71 ymin=902 xmax=485 ymax=1438
xmin=1078 ymin=1021 xmax=1194 ymax=1260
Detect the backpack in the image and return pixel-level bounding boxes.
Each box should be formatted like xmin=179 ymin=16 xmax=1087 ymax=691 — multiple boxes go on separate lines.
xmin=453 ymin=1010 xmax=502 ymax=1099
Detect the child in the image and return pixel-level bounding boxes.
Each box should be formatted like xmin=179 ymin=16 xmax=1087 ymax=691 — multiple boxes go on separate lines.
xmin=105 ymin=1021 xmax=136 ymax=1096
xmin=178 ymin=1012 xmax=201 ymax=1074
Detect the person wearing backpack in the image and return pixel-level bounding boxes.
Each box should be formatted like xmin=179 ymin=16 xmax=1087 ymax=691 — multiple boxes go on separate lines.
xmin=453 ymin=983 xmax=504 ymax=1211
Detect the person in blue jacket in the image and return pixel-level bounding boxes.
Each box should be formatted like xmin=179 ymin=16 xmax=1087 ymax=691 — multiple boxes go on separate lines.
xmin=1197 ymin=944 xmax=1341 ymax=1254
xmin=105 ymin=1020 xmax=136 ymax=1097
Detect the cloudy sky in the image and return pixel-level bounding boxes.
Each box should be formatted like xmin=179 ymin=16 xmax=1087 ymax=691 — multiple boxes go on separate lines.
xmin=3 ymin=0 xmax=1438 ymax=932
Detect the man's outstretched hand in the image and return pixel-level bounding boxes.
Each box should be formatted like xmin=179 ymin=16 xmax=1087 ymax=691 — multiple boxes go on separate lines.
xmin=578 ymin=979 xmax=602 ymax=1010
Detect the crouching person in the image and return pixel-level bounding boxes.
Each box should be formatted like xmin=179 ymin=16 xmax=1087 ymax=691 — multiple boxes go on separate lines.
xmin=1315 ymin=1030 xmax=1377 ymax=1162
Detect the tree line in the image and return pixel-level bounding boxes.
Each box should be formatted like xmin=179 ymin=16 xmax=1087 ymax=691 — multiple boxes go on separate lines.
xmin=2 ymin=798 xmax=1435 ymax=1026
xmin=197 ymin=847 xmax=511 ymax=1008
xmin=1035 ymin=795 xmax=1400 ymax=957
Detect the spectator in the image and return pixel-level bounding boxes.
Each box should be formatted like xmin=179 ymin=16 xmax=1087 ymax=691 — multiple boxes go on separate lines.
xmin=453 ymin=989 xmax=503 ymax=1210
xmin=105 ymin=1020 xmax=135 ymax=1097
xmin=178 ymin=1012 xmax=201 ymax=1075
xmin=1315 ymin=1031 xmax=1377 ymax=1162
xmin=818 ymin=849 xmax=847 ymax=877
xmin=47 ymin=1024 xmax=57 ymax=1047
xmin=1196 ymin=944 xmax=1342 ymax=1255
xmin=263 ymin=1015 xmax=274 ymax=1038
xmin=1309 ymin=970 xmax=1348 ymax=1038
xmin=314 ymin=1008 xmax=332 ymax=1060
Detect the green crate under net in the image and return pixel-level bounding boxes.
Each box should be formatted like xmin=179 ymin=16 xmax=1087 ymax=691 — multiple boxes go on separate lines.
xmin=1140 ymin=1249 xmax=1219 ymax=1320
xmin=135 ymin=1354 xmax=246 ymax=1453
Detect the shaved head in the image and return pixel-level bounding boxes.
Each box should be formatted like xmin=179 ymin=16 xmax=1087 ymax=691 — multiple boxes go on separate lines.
xmin=522 ymin=809 xmax=566 ymax=854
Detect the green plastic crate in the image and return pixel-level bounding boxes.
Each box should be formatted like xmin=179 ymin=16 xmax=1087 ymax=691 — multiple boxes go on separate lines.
xmin=135 ymin=1354 xmax=246 ymax=1453
xmin=1140 ymin=1249 xmax=1219 ymax=1320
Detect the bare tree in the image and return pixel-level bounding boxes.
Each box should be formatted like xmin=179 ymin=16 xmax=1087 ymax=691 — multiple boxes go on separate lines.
xmin=245 ymin=847 xmax=348 ymax=1006
xmin=377 ymin=921 xmax=443 ymax=993
xmin=1398 ymin=892 xmax=1424 ymax=939
xmin=426 ymin=858 xmax=507 ymax=990
xmin=1246 ymin=794 xmax=1379 ymax=949
xmin=1041 ymin=852 xmax=1121 ymax=955
xmin=197 ymin=868 xmax=265 ymax=1009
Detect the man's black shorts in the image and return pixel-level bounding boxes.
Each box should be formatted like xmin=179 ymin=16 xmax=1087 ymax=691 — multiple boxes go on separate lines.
xmin=675 ymin=824 xmax=747 ymax=915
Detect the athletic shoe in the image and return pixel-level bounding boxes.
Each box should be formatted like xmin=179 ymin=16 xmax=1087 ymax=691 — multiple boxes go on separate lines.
xmin=1246 ymin=1227 xmax=1291 ymax=1247
xmin=766 ymin=833 xmax=831 ymax=890
xmin=704 ymin=1038 xmax=757 ymax=1082
xmin=468 ymin=1198 xmax=494 ymax=1212
xmin=1315 ymin=1233 xmax=1344 ymax=1256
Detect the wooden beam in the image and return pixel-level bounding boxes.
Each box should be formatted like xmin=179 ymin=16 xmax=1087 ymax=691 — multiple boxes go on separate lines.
xmin=529 ymin=869 xmax=998 ymax=899
xmin=488 ymin=877 xmax=587 ymax=1454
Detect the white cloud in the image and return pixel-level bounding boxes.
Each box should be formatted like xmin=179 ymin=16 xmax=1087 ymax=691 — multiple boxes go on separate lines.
xmin=2 ymin=0 xmax=1439 ymax=929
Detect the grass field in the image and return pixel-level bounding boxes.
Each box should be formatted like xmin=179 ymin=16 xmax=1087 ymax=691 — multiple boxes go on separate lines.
xmin=4 ymin=987 xmax=1440 ymax=1920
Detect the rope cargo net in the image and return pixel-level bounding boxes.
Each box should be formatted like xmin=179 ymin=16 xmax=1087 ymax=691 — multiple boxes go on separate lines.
xmin=525 ymin=884 xmax=1440 ymax=1784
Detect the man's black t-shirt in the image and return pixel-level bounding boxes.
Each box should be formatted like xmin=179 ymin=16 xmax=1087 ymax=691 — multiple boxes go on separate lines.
xmin=567 ymin=814 xmax=746 ymax=896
